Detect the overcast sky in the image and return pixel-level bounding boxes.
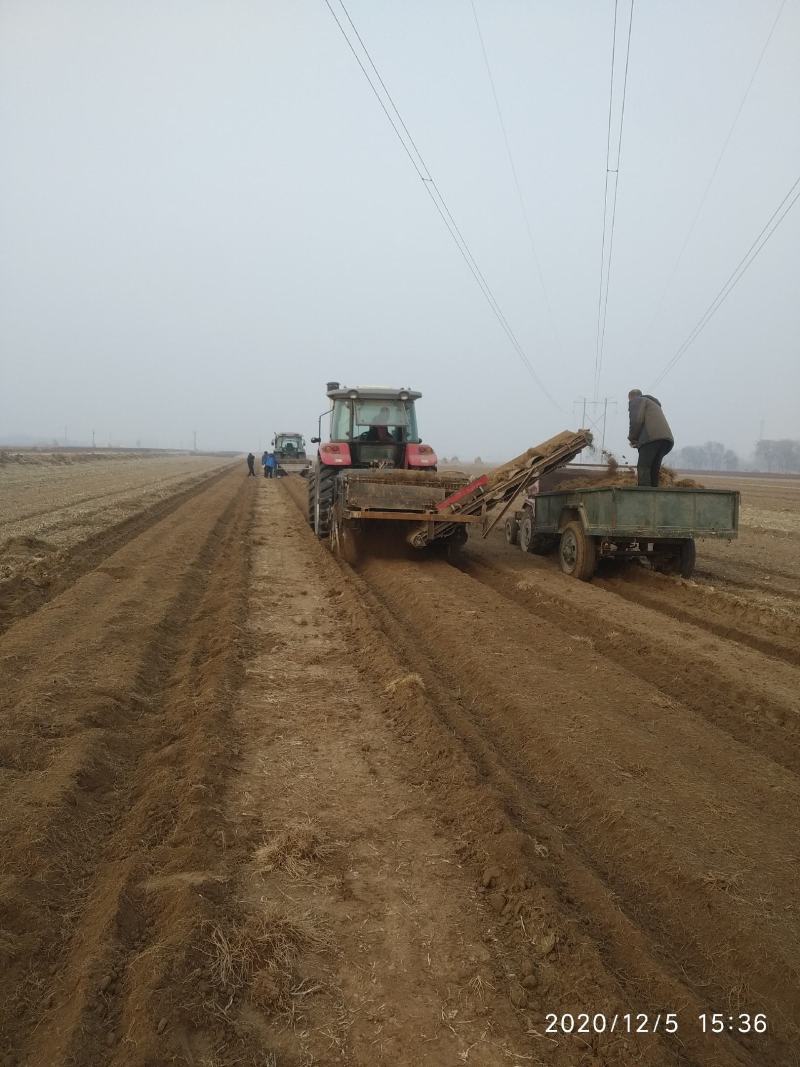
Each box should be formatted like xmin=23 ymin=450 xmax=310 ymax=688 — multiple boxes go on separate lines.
xmin=1 ymin=0 xmax=798 ymax=459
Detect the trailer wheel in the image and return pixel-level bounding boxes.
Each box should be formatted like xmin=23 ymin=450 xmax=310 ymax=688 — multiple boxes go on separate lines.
xmin=519 ymin=513 xmax=534 ymax=552
xmin=519 ymin=514 xmax=555 ymax=555
xmin=505 ymin=517 xmax=519 ymax=546
xmin=312 ymin=465 xmax=336 ymax=538
xmin=678 ymin=538 xmax=696 ymax=578
xmin=559 ymin=521 xmax=596 ymax=581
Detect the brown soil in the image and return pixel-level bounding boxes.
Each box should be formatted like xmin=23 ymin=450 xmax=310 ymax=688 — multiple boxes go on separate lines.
xmin=1 ymin=464 xmax=797 ymax=1066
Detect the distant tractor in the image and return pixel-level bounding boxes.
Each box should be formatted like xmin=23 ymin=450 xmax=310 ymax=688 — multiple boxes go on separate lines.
xmin=272 ymin=432 xmax=310 ymax=477
xmin=307 ymin=383 xmax=438 ymax=539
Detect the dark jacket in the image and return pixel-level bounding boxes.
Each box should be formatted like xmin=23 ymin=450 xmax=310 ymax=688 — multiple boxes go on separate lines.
xmin=629 ymin=394 xmax=673 ymax=447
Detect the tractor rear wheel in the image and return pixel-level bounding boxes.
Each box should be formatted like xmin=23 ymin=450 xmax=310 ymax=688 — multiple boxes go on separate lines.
xmin=312 ymin=465 xmax=337 ymax=539
xmin=307 ymin=470 xmax=316 ymax=529
xmin=559 ymin=521 xmax=596 ymax=581
xmin=505 ymin=517 xmax=519 ymax=546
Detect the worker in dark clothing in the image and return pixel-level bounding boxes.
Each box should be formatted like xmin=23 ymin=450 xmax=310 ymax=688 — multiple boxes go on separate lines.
xmin=246 ymin=452 xmax=256 ymax=476
xmin=628 ymin=390 xmax=674 ymax=487
xmin=261 ymin=450 xmax=269 ymax=478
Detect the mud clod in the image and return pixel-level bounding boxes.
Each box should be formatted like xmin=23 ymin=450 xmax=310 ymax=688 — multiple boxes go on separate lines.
xmin=481 ymin=866 xmax=501 ymax=888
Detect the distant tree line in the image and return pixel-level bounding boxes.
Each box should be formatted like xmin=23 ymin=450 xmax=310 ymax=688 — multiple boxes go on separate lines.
xmin=753 ymin=439 xmax=800 ymax=473
xmin=673 ymin=439 xmax=800 ymax=473
xmin=673 ymin=441 xmax=740 ymax=471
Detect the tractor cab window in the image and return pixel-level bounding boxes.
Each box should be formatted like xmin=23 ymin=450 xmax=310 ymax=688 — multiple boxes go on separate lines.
xmin=330 ymin=398 xmax=419 ymax=443
xmin=275 ymin=435 xmax=303 ymax=452
xmin=355 ymin=401 xmax=418 ymax=443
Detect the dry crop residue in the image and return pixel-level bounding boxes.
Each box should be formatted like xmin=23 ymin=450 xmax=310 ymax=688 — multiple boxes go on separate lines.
xmin=0 ymin=453 xmax=233 ymax=632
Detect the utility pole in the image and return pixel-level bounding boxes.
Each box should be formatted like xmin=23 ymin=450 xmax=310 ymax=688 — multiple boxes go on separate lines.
xmin=573 ymin=399 xmax=590 ymax=462
xmin=599 ymin=397 xmax=617 ymax=459
xmin=193 ymin=430 xmax=197 ymax=453
xmin=91 ymin=428 xmax=95 ymax=450
xmin=574 ymin=397 xmax=616 ymax=461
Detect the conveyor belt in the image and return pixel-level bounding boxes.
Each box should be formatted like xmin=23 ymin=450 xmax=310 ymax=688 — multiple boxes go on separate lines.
xmin=406 ymin=429 xmax=592 ymax=547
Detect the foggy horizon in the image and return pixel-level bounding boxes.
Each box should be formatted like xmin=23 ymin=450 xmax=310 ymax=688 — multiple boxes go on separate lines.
xmin=2 ymin=1 xmax=798 ymax=462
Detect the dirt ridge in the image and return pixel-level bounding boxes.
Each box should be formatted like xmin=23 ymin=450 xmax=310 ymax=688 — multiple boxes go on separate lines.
xmin=0 ymin=469 xmax=256 ymax=1066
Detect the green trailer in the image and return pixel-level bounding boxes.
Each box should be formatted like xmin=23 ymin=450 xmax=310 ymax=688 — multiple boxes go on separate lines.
xmin=505 ymin=485 xmax=740 ymax=581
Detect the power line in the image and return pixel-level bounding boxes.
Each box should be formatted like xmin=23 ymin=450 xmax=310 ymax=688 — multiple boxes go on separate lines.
xmin=593 ymin=0 xmax=618 ymax=402
xmin=593 ymin=0 xmax=635 ymax=400
xmin=322 ymin=0 xmax=562 ymax=409
xmin=639 ymin=0 xmax=787 ymax=348
xmin=654 ymin=172 xmax=800 ymax=385
xmin=468 ymin=0 xmax=564 ymax=360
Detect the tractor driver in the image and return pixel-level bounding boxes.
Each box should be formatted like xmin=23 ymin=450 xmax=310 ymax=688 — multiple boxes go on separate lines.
xmin=366 ymin=406 xmax=394 ymax=443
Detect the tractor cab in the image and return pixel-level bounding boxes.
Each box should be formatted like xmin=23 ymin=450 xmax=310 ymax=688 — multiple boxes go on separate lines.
xmin=308 ymin=383 xmax=438 ymax=537
xmin=317 ymin=383 xmax=436 ymax=471
xmin=272 ymin=432 xmax=306 ymax=459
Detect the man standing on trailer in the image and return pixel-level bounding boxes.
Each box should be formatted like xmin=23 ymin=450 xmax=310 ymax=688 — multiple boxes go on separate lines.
xmin=628 ymin=389 xmax=674 ymax=487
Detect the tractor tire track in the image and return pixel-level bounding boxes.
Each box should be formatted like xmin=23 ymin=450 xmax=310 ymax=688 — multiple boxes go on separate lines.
xmin=456 ymin=550 xmax=800 ymax=778
xmin=350 ymin=551 xmax=800 ymax=1065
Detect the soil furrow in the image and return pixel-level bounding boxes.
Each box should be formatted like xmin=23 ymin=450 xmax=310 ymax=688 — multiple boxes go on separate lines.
xmin=0 ymin=464 xmax=233 ymax=635
xmin=594 ymin=573 xmax=800 ymax=667
xmin=280 ymin=476 xmax=776 ymax=1065
xmin=278 ymin=479 xmax=697 ymax=1065
xmin=350 ymin=553 xmax=800 ymax=1065
xmin=0 ymin=469 xmax=255 ymax=1066
xmin=457 ymin=551 xmax=800 ymax=777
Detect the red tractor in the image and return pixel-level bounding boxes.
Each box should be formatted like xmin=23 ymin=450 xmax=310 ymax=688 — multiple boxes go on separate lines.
xmin=307 ymin=383 xmax=438 ymax=538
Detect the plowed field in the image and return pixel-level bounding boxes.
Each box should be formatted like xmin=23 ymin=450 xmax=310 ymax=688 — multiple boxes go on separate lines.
xmin=1 ymin=464 xmax=798 ymax=1066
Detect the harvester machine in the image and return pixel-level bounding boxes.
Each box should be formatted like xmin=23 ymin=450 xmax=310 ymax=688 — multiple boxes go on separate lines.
xmin=307 ymin=380 xmax=591 ymax=562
